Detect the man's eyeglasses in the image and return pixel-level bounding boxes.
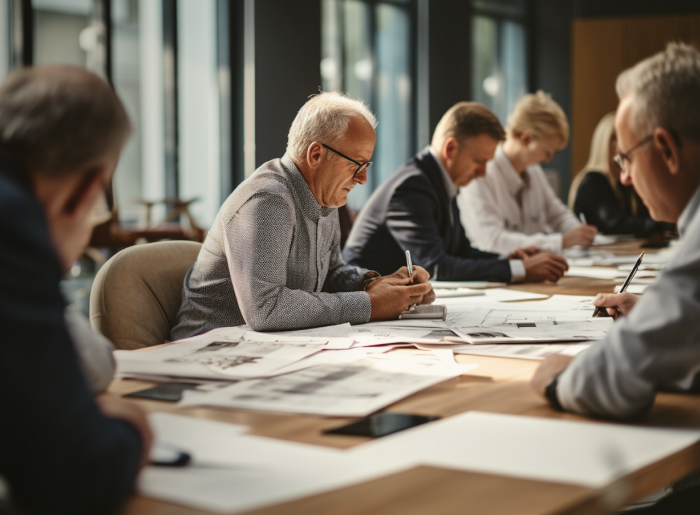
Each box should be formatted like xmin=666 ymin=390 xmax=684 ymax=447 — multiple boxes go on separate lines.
xmin=613 ymin=134 xmax=653 ymax=172
xmin=322 ymin=143 xmax=372 ymax=178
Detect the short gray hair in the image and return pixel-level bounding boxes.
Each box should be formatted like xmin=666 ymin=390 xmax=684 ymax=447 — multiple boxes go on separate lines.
xmin=616 ymin=42 xmax=700 ymax=145
xmin=286 ymin=91 xmax=377 ymax=161
xmin=0 ymin=64 xmax=131 ymax=177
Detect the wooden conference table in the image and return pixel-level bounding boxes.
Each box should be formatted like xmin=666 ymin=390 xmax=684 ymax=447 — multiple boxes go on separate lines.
xmin=114 ymin=239 xmax=700 ymax=515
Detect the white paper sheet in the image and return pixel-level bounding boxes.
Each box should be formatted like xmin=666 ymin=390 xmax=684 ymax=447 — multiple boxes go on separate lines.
xmin=439 ymin=288 xmax=549 ymax=304
xmin=141 ymin=413 xmax=409 ymax=514
xmin=179 ymin=357 xmax=472 ymax=417
xmin=434 ymin=288 xmax=485 ymax=298
xmin=423 ymin=342 xmax=591 ymax=360
xmin=444 ymin=299 xmax=613 ymax=343
xmin=431 ymin=280 xmax=507 ymax=289
xmin=615 ymin=284 xmax=648 ymax=294
xmin=115 ymin=328 xmax=323 ymax=381
xmin=565 ymin=266 xmax=620 ymax=279
xmin=593 ymin=234 xmax=637 ymax=245
xmin=348 ymin=323 xmax=460 ymax=346
xmin=349 ymin=411 xmax=700 ymax=488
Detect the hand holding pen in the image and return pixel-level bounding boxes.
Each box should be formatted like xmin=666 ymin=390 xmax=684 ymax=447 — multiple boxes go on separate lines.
xmin=592 ymin=251 xmax=644 ymax=318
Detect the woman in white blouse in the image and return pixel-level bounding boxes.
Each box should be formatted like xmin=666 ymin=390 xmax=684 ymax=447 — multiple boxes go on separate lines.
xmin=458 ymin=91 xmax=598 ymax=255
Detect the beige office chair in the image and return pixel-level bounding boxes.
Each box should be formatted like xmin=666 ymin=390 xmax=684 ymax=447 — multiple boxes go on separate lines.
xmin=90 ymin=240 xmax=202 ymax=349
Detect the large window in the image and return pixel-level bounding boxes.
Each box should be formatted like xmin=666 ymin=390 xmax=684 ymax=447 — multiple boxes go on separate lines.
xmin=471 ymin=0 xmax=528 ymax=125
xmin=17 ymin=0 xmax=227 ymax=229
xmin=321 ymin=0 xmax=414 ymax=212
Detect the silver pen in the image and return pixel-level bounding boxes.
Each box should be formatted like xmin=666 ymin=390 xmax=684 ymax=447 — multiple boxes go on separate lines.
xmin=405 ymin=250 xmax=413 ymax=283
xmin=579 ymin=212 xmax=587 ymax=224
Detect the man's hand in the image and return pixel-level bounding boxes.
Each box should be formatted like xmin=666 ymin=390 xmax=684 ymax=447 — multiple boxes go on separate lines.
xmin=531 ymin=354 xmax=575 ymax=398
xmin=371 ymin=265 xmax=435 ymax=305
xmin=509 ymin=246 xmax=541 ymax=260
xmin=593 ymin=292 xmax=639 ymax=319
xmin=368 ymin=277 xmax=434 ymax=321
xmin=522 ymin=252 xmax=569 ymax=283
xmin=562 ymin=224 xmax=598 ymax=249
xmin=97 ymin=396 xmax=153 ymax=467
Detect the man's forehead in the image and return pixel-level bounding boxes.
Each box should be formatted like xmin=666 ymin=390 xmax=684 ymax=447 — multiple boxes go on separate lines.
xmin=466 ymin=134 xmax=498 ymax=157
xmin=615 ymin=96 xmax=634 ymax=133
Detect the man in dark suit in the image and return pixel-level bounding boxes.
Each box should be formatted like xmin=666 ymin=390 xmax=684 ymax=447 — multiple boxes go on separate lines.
xmin=343 ymin=102 xmax=568 ymax=282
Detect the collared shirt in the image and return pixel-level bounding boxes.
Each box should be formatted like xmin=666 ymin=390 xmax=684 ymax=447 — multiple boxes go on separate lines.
xmin=171 ymin=154 xmax=372 ymax=339
xmin=458 ymin=144 xmax=581 ymax=255
xmin=431 ymin=147 xmax=526 ymax=281
xmin=557 ymin=182 xmax=700 ymax=419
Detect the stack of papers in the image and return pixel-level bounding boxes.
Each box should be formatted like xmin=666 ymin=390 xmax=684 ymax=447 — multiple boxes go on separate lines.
xmin=444 ymin=295 xmax=613 ymax=344
xmin=179 ymin=355 xmax=475 ymax=417
xmin=116 ymin=294 xmax=623 ymax=416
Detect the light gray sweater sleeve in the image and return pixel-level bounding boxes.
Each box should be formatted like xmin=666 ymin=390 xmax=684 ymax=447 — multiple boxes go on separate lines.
xmin=224 ymin=194 xmax=371 ymax=331
xmin=64 ymin=306 xmax=115 ymax=393
xmin=557 ymin=233 xmax=700 ymax=420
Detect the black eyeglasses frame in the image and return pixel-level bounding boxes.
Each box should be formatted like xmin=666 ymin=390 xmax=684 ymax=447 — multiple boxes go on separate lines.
xmin=322 ymin=143 xmax=372 ymax=178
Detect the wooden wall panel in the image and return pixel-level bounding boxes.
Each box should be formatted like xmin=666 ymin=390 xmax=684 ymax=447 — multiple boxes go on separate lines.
xmin=571 ymin=19 xmax=623 ymax=182
xmin=571 ymin=14 xmax=700 ymax=183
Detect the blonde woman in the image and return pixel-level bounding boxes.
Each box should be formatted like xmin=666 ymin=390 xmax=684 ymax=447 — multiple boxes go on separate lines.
xmin=569 ymin=112 xmax=667 ymax=235
xmin=458 ymin=91 xmax=597 ymax=255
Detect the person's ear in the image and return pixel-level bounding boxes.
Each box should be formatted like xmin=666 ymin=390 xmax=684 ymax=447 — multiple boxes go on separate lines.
xmin=654 ymin=127 xmax=680 ymax=176
xmin=443 ymin=137 xmax=459 ymax=162
xmin=521 ymin=131 xmax=533 ymax=147
xmin=64 ymin=167 xmax=107 ymax=215
xmin=306 ymin=142 xmax=324 ymax=170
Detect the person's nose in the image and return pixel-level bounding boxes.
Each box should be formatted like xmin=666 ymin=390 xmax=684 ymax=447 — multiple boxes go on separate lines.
xmin=620 ymin=166 xmax=633 ymax=186
xmin=354 ymin=169 xmax=368 ymax=185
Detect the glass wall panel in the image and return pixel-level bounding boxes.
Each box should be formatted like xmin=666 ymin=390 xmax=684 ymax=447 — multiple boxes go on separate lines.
xmin=321 ymin=0 xmax=414 ymax=213
xmin=32 ymin=0 xmax=91 ymax=67
xmin=111 ymin=0 xmax=165 ymax=225
xmin=374 ymin=3 xmax=411 ymax=188
xmin=177 ymin=0 xmax=220 ymax=228
xmin=471 ymin=15 xmax=498 ymax=117
xmin=500 ymin=19 xmax=527 ymax=121
xmin=471 ymin=10 xmax=527 ymax=125
xmin=320 ymin=0 xmax=342 ymax=92
xmin=0 ymin=0 xmax=9 ymax=82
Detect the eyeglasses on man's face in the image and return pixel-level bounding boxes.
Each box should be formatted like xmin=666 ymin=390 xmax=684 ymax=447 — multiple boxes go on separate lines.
xmin=613 ymin=134 xmax=653 ymax=172
xmin=322 ymin=143 xmax=372 ymax=178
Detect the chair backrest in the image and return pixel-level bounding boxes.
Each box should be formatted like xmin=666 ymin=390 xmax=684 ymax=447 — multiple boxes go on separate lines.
xmin=90 ymin=241 xmax=202 ymax=349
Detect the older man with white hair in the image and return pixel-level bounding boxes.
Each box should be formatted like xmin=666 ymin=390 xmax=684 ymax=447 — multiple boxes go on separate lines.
xmin=172 ymin=92 xmax=433 ymax=338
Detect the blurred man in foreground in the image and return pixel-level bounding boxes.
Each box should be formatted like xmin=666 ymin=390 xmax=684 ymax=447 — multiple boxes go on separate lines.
xmin=0 ymin=66 xmax=151 ymax=515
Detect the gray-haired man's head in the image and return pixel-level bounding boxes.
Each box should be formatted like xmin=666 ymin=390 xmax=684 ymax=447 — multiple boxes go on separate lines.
xmin=0 ymin=64 xmax=131 ymax=178
xmin=614 ymin=43 xmax=700 ymax=223
xmin=287 ymin=92 xmax=377 ymax=208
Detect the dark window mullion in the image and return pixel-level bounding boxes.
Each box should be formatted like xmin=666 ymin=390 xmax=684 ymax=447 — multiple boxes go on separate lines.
xmin=10 ymin=0 xmax=32 ymax=68
xmin=163 ymin=0 xmax=179 ymax=200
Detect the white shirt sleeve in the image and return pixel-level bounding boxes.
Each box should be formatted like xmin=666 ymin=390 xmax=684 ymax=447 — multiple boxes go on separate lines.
xmin=536 ymin=167 xmax=581 ymax=234
xmin=509 ymin=259 xmax=526 ymax=282
xmin=64 ymin=305 xmax=116 ymax=394
xmin=459 ymin=178 xmax=567 ymax=255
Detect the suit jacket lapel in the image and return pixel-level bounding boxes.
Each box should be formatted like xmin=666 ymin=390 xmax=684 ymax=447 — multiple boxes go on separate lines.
xmin=414 ymin=149 xmax=459 ymax=254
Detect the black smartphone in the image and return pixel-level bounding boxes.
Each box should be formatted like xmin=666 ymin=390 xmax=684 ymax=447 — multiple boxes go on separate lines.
xmin=324 ymin=412 xmax=440 ymax=438
xmin=124 ymin=382 xmax=198 ymax=402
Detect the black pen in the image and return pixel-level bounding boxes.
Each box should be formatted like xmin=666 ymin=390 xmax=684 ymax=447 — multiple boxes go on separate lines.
xmin=592 ymin=251 xmax=645 ymax=317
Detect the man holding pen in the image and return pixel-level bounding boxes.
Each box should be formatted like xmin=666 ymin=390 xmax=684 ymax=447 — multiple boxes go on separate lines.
xmin=172 ymin=92 xmax=434 ymax=339
xmin=532 ymin=43 xmax=700 ymax=422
